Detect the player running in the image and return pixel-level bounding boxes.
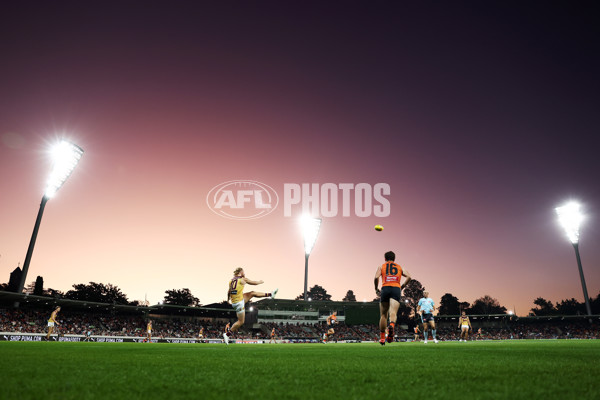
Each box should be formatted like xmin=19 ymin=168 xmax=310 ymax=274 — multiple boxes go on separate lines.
xmin=458 ymin=311 xmax=472 ymax=342
xmin=224 ymin=267 xmax=277 ymax=345
xmin=46 ymin=306 xmax=60 ymax=340
xmin=417 ymin=291 xmax=438 ymax=343
xmin=269 ymin=327 xmax=276 ymax=344
xmin=413 ymin=325 xmax=420 ymax=342
xmin=323 ymin=311 xmax=337 ymax=343
xmin=374 ymin=251 xmax=412 ymax=346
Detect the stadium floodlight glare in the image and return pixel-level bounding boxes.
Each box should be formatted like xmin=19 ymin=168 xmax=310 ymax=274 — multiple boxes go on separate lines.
xmin=302 ymin=215 xmax=322 ymax=255
xmin=16 ymin=140 xmax=84 ymax=302
xmin=555 ymin=202 xmax=583 ymax=244
xmin=301 ymin=215 xmax=322 ymax=301
xmin=555 ymin=201 xmax=592 ymax=318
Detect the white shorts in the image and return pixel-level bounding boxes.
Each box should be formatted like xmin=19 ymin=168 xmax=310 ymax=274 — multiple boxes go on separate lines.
xmin=461 ymin=325 xmax=470 ymax=329
xmin=232 ymin=300 xmax=245 ymax=313
xmin=48 ymin=322 xmax=55 ymax=327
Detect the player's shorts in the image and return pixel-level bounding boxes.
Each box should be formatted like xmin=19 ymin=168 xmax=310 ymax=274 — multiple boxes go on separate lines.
xmin=147 ymin=330 xmax=151 ymax=334
xmin=380 ymin=286 xmax=401 ymax=303
xmin=421 ymin=313 xmax=434 ymax=323
xmin=232 ymin=300 xmax=245 ymax=313
xmin=461 ymin=324 xmax=470 ymax=329
xmin=47 ymin=322 xmax=55 ymax=327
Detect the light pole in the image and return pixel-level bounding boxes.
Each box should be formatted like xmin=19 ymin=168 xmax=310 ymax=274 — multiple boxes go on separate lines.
xmin=301 ymin=215 xmax=321 ymax=301
xmin=16 ymin=140 xmax=84 ymax=299
xmin=555 ymin=201 xmax=592 ymax=317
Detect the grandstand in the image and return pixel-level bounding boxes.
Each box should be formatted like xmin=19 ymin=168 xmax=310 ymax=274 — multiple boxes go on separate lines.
xmin=1 ymin=290 xmax=599 ymax=343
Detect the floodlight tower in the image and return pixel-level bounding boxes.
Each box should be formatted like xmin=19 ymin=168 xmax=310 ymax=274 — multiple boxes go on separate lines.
xmin=301 ymin=215 xmax=322 ymax=301
xmin=555 ymin=201 xmax=592 ymax=317
xmin=16 ymin=140 xmax=84 ymax=297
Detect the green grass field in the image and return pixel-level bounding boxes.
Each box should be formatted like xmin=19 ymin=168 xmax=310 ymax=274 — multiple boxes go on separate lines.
xmin=2 ymin=340 xmax=598 ymax=400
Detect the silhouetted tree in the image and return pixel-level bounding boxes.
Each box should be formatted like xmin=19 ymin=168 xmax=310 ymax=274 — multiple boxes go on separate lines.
xmin=163 ymin=288 xmax=200 ymax=307
xmin=530 ymin=297 xmax=557 ymax=316
xmin=402 ymin=279 xmax=425 ymax=317
xmin=469 ymin=295 xmax=507 ymax=315
xmin=295 ymin=285 xmax=332 ymax=301
xmin=7 ymin=267 xmax=22 ymax=292
xmin=65 ymin=282 xmax=129 ymax=304
xmin=556 ymin=298 xmax=585 ymax=315
xmin=438 ymin=293 xmax=461 ymax=315
xmin=342 ymin=290 xmax=357 ymax=302
xmin=590 ymin=292 xmax=600 ymax=314
xmin=33 ymin=276 xmax=44 ymax=296
xmin=25 ymin=276 xmax=45 ymax=295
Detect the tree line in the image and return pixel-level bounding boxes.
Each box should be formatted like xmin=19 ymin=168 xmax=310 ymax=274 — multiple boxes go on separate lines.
xmin=1 ymin=277 xmax=200 ymax=307
xmin=298 ymin=280 xmax=600 ymax=317
xmin=3 ymin=277 xmax=599 ymax=315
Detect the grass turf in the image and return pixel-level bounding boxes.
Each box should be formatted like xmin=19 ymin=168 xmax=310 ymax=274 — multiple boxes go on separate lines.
xmin=1 ymin=340 xmax=598 ymax=400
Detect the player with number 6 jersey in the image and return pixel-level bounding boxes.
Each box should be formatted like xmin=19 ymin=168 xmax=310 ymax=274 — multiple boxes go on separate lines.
xmin=374 ymin=251 xmax=411 ymax=345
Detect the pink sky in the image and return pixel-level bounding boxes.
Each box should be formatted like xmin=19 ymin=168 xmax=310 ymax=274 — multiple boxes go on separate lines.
xmin=1 ymin=2 xmax=599 ymax=315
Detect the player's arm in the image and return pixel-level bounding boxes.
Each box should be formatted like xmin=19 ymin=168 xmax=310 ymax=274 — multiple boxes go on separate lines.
xmin=400 ymin=268 xmax=411 ymax=290
xmin=244 ymin=278 xmax=264 ymax=285
xmin=374 ymin=265 xmax=382 ymax=294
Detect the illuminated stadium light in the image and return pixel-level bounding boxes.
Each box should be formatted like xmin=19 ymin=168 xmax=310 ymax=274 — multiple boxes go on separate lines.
xmin=301 ymin=215 xmax=322 ymax=301
xmin=555 ymin=202 xmax=583 ymax=244
xmin=301 ymin=215 xmax=322 ymax=255
xmin=555 ymin=201 xmax=592 ymax=318
xmin=45 ymin=140 xmax=84 ymax=198
xmin=15 ymin=139 xmax=84 ymax=304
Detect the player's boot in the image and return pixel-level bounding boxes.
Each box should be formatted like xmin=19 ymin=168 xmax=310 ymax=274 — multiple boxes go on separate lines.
xmin=223 ymin=332 xmax=229 ymax=345
xmin=379 ymin=332 xmax=386 ymax=346
xmin=386 ymin=324 xmax=394 ymax=343
xmin=434 ymin=339 xmax=439 ymax=343
xmin=271 ymin=288 xmax=278 ymax=299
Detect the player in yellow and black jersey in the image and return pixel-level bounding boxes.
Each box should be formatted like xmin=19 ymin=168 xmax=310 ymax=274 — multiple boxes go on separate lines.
xmin=224 ymin=267 xmax=277 ymax=344
xmin=458 ymin=311 xmax=472 ymax=342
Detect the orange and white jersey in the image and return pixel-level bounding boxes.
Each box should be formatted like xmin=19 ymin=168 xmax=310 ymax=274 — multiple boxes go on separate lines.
xmin=381 ymin=261 xmax=403 ymax=288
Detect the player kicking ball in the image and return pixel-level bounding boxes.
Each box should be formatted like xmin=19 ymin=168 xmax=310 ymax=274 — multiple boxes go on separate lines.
xmin=224 ymin=267 xmax=277 ymax=344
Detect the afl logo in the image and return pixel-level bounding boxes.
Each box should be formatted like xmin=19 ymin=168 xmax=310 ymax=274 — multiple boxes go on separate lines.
xmin=206 ymin=180 xmax=279 ymax=220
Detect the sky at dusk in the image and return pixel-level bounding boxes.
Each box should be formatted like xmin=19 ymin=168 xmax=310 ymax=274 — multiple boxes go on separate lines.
xmin=1 ymin=1 xmax=599 ymax=315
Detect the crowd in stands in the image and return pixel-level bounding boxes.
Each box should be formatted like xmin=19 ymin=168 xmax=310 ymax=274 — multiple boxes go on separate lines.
xmin=1 ymin=308 xmax=598 ymax=341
